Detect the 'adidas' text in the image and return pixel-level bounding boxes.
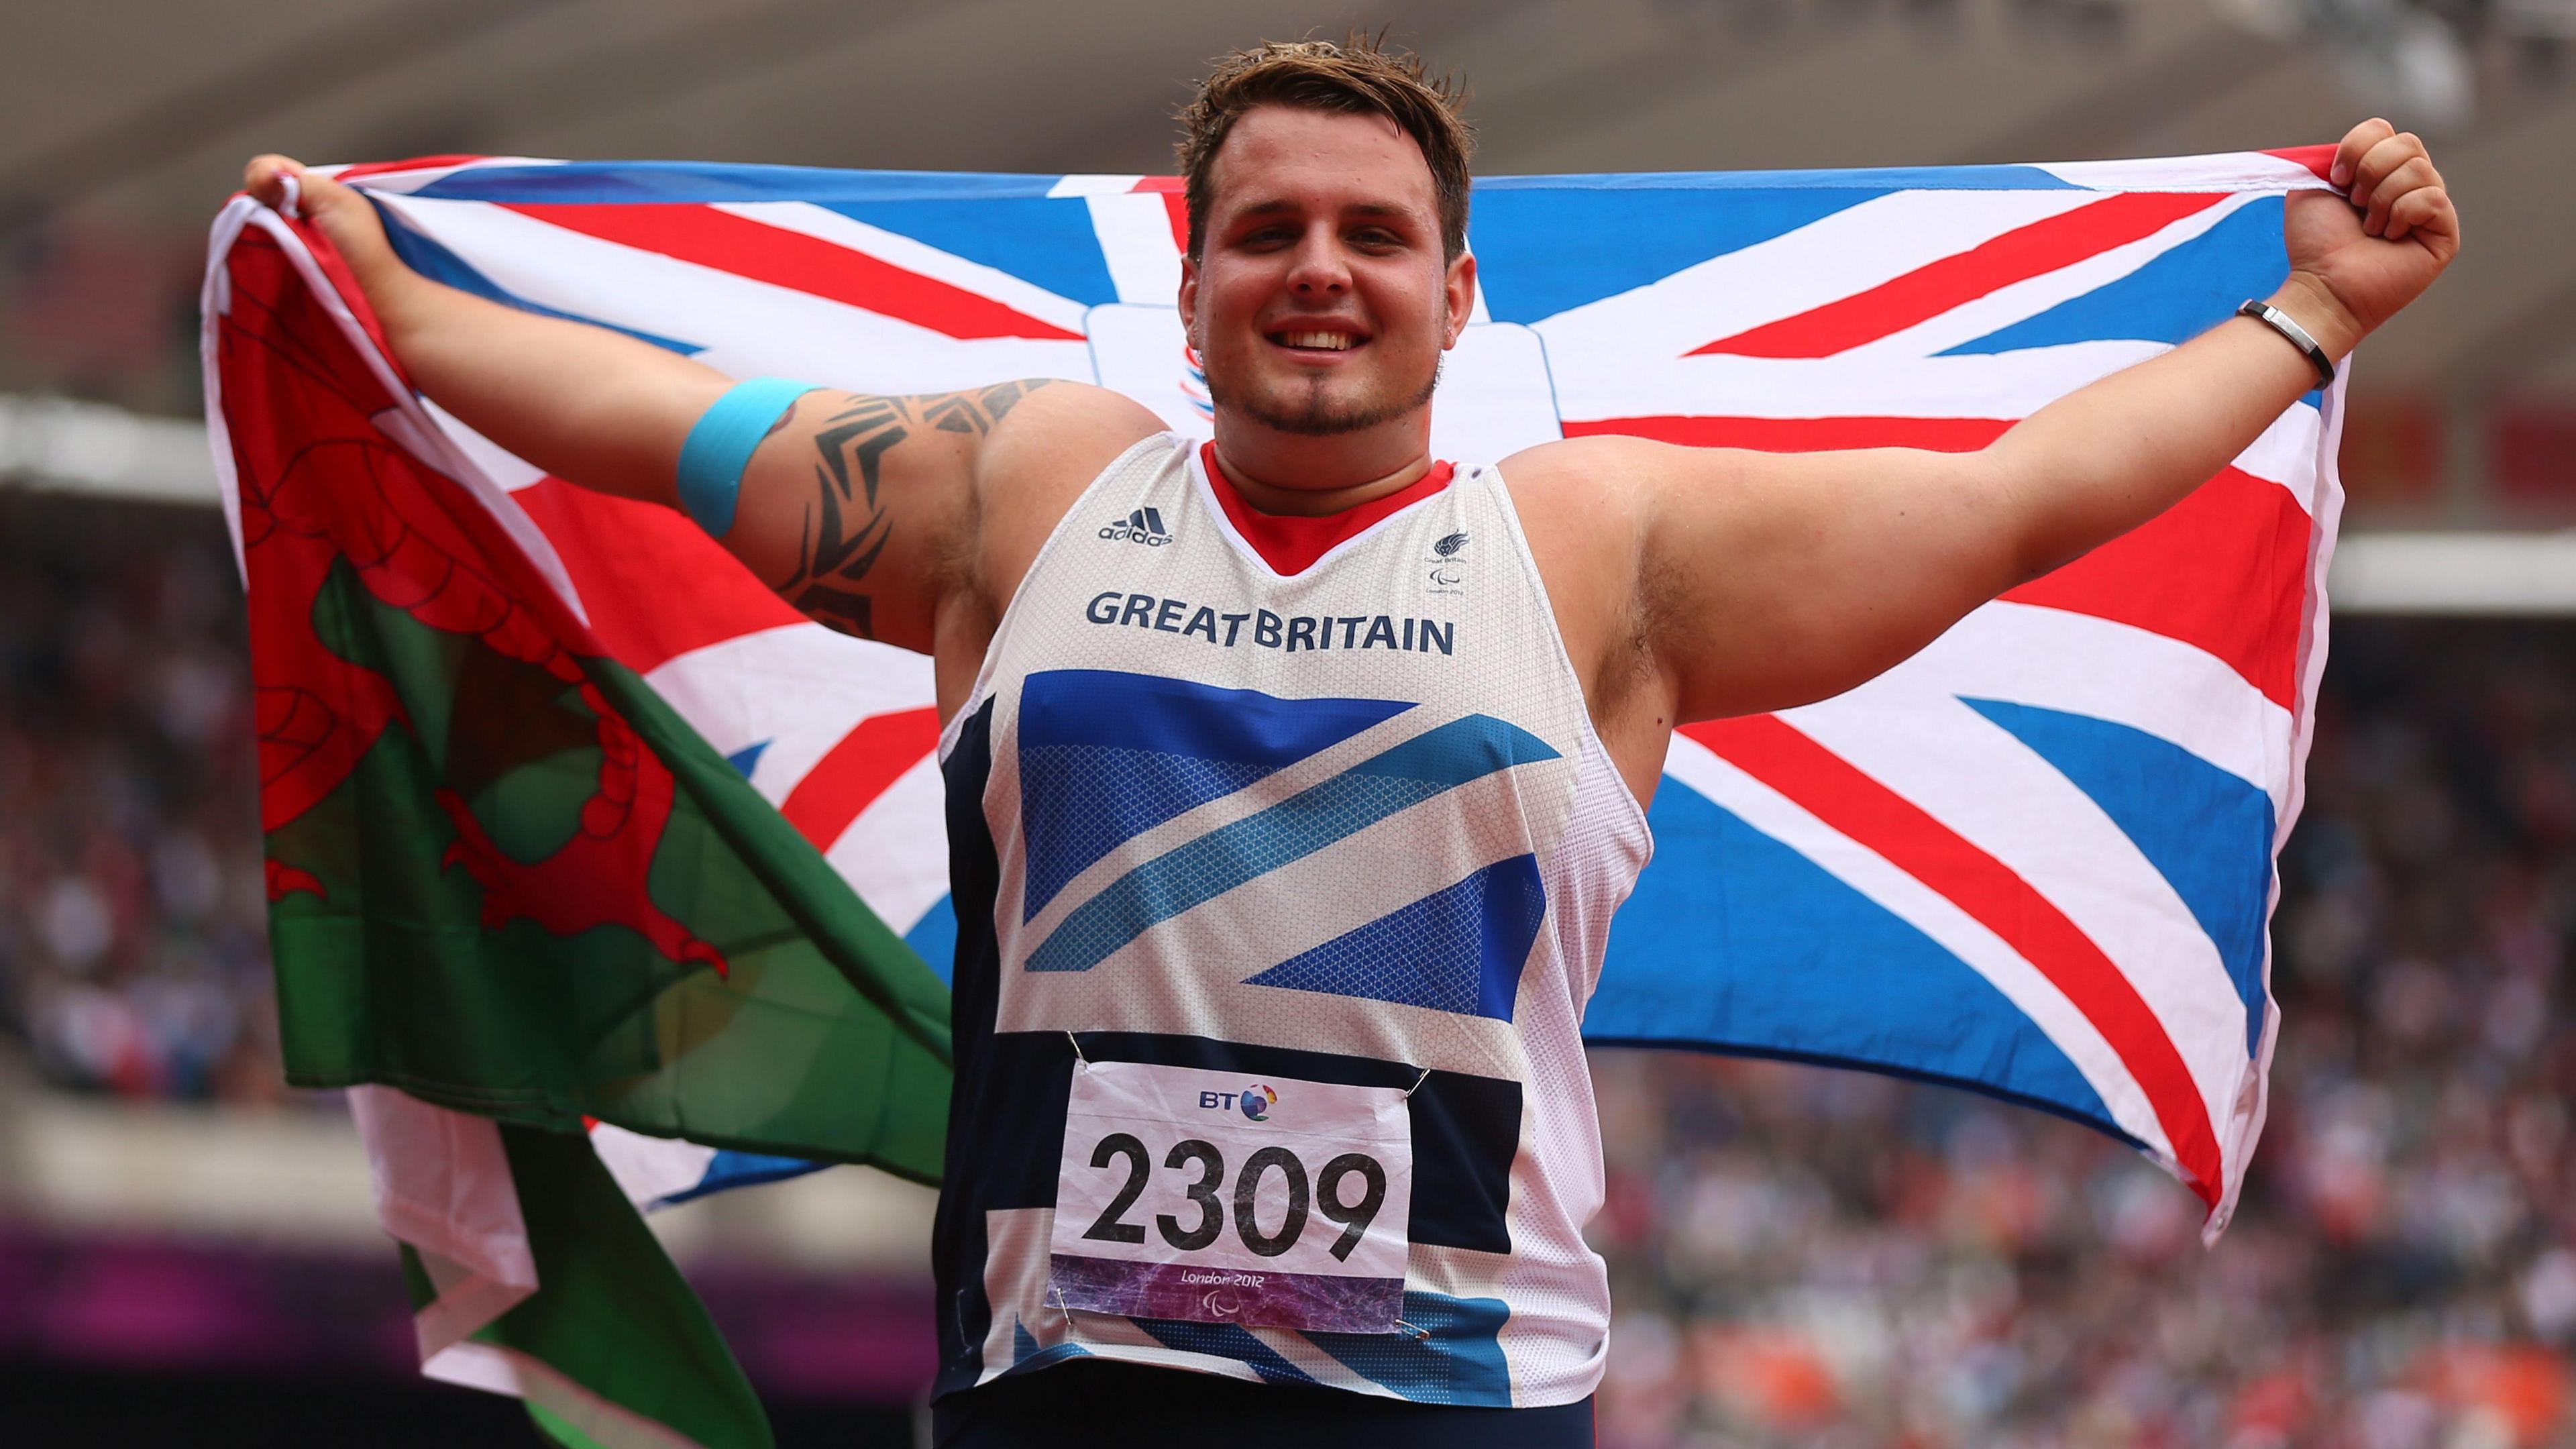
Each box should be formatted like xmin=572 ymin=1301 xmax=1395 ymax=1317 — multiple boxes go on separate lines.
xmin=1098 ymin=506 xmax=1175 ymax=546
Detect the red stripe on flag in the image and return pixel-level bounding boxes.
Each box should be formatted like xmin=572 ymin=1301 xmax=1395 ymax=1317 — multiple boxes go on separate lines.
xmin=1686 ymin=191 xmax=2229 ymax=358
xmin=1129 ymin=176 xmax=1191 ymax=256
xmin=513 ymin=478 xmax=803 ymax=675
xmin=2262 ymin=145 xmax=2337 ymax=182
xmin=1560 ymin=417 xmax=2310 ymax=707
xmin=502 ymin=203 xmax=1084 ymax=341
xmin=2003 ymin=467 xmax=2310 ymax=710
xmin=780 ymin=708 xmax=943 ymax=851
xmin=335 ymin=155 xmax=490 ymax=183
xmin=1684 ymin=712 xmax=2225 ymax=1205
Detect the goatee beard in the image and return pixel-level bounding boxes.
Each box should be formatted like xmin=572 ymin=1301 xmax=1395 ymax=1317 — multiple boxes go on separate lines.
xmin=1208 ymin=358 xmax=1443 ymax=438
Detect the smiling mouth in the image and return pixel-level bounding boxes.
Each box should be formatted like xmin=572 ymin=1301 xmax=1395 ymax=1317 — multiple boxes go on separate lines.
xmin=1267 ymin=329 xmax=1364 ymax=354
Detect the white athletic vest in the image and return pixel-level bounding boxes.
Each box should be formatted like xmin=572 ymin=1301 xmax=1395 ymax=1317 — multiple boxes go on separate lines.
xmin=928 ymin=432 xmax=1651 ymax=1407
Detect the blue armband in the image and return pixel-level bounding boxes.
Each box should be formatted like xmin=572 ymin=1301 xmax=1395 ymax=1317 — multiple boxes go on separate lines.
xmin=676 ymin=377 xmax=820 ymax=537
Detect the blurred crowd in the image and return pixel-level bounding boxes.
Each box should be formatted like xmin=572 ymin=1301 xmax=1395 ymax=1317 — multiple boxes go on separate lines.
xmin=0 ymin=494 xmax=279 ymax=1104
xmin=3 ymin=493 xmax=2573 ymax=1445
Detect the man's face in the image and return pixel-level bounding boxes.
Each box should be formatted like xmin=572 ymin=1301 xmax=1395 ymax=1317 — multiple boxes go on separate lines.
xmin=1181 ymin=105 xmax=1473 ymax=440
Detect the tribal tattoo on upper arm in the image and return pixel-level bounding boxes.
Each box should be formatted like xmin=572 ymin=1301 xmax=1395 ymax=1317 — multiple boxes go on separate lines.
xmin=780 ymin=378 xmax=1053 ymax=639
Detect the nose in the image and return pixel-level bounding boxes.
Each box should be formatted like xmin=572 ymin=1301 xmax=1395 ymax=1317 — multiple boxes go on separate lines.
xmin=1285 ymin=223 xmax=1349 ymax=299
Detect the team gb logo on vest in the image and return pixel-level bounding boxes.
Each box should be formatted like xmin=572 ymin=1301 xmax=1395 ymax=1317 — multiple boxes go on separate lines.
xmin=1426 ymin=530 xmax=1468 ymax=595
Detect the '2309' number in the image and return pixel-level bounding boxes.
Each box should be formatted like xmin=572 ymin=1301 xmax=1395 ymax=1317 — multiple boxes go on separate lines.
xmin=1081 ymin=1135 xmax=1386 ymax=1260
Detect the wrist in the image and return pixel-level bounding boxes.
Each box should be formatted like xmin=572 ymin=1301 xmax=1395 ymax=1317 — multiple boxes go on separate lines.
xmin=340 ymin=241 xmax=446 ymax=347
xmin=356 ymin=256 xmax=430 ymax=323
xmin=294 ymin=179 xmax=425 ymax=331
xmin=2265 ymin=272 xmax=2365 ymax=361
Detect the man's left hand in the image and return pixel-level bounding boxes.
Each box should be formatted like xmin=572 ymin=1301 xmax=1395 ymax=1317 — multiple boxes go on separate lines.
xmin=2281 ymin=118 xmax=2462 ymax=352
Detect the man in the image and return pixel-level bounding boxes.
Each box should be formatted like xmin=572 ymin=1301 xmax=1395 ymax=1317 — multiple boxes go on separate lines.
xmin=246 ymin=35 xmax=2455 ymax=1449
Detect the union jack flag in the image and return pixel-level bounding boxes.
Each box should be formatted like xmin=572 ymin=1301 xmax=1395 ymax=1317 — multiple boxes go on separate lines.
xmin=225 ymin=146 xmax=2345 ymax=1233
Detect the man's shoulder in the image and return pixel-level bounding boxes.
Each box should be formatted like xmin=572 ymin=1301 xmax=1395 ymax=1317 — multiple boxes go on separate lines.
xmin=1497 ymin=432 xmax=1680 ymax=486
xmin=979 ymin=380 xmax=1168 ymax=494
xmin=967 ymin=382 xmax=1169 ymax=598
xmin=1494 ymin=435 xmax=1670 ymax=537
xmin=986 ymin=379 xmax=1167 ymax=447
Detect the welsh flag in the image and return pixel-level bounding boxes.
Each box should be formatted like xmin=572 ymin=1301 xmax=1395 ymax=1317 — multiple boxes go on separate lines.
xmin=204 ymin=146 xmax=2345 ymax=1445
xmin=204 ymin=193 xmax=951 ymax=1448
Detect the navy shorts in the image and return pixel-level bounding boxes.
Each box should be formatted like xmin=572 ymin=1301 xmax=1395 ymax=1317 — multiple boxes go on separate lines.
xmin=932 ymin=1360 xmax=1596 ymax=1448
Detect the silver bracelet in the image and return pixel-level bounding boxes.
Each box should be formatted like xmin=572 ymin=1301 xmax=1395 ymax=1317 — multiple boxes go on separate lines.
xmin=2237 ymin=299 xmax=2337 ymax=389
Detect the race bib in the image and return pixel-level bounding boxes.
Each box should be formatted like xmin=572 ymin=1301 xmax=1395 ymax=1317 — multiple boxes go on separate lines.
xmin=1049 ymin=1060 xmax=1413 ymax=1334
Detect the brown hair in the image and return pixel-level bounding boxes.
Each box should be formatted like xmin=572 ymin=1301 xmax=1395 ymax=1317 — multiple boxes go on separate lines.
xmin=1175 ymin=35 xmax=1474 ymax=262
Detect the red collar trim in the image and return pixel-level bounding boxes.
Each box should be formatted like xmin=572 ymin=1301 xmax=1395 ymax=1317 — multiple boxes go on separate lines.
xmin=1199 ymin=442 xmax=1456 ymax=577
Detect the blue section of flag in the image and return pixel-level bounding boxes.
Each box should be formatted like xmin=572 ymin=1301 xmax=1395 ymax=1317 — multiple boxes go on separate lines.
xmin=1587 ymin=782 xmax=2123 ymax=1137
xmin=1966 ymin=699 xmax=2275 ymax=1057
xmin=1470 ymin=185 xmax=1894 ymax=324
xmin=1246 ymin=854 xmax=1546 ymax=1020
xmin=904 ymin=895 xmax=958 ymax=987
xmin=824 ymin=199 xmax=1122 ymax=307
xmin=403 ymin=162 xmax=1062 ymax=204
xmin=372 ymin=202 xmax=704 ymax=354
xmin=1941 ymin=196 xmax=2288 ymax=354
xmin=405 ymin=159 xmax=2078 ymax=207
xmin=1304 ymin=1291 xmax=1513 ymax=1405
xmin=722 ymin=739 xmax=770 ymax=778
xmin=1018 ymin=670 xmax=1412 ymax=918
xmin=653 ymin=1148 xmax=820 ymax=1207
xmin=1026 ymin=715 xmax=1558 ymax=975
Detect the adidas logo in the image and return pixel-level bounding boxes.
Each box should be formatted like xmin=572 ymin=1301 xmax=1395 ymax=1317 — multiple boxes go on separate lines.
xmin=1098 ymin=506 xmax=1176 ymax=546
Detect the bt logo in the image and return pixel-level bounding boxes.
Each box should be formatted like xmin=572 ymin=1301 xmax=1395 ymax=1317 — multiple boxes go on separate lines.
xmin=1195 ymin=1085 xmax=1279 ymax=1121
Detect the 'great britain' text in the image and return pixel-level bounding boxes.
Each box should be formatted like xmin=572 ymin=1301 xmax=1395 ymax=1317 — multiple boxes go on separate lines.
xmin=1082 ymin=592 xmax=1454 ymax=655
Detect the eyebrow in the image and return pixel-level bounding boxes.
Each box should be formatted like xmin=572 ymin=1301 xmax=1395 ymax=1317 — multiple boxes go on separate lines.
xmin=1232 ymin=199 xmax=1418 ymax=222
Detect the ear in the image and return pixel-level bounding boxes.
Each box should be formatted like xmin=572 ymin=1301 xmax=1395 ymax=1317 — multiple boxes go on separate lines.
xmin=1442 ymin=250 xmax=1477 ymax=350
xmin=1179 ymin=253 xmax=1201 ymax=347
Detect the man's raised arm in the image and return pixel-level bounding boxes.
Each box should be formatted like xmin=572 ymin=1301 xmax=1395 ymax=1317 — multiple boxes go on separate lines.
xmin=1575 ymin=119 xmax=2459 ymax=726
xmin=240 ymin=156 xmax=1157 ymax=653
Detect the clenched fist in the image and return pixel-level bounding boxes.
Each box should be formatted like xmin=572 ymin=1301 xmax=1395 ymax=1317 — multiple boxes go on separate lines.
xmin=241 ymin=155 xmax=402 ymax=288
xmin=2279 ymin=119 xmax=2462 ymax=354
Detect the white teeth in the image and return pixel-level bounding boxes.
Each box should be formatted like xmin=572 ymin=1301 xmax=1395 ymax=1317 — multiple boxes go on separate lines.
xmin=1279 ymin=331 xmax=1352 ymax=351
